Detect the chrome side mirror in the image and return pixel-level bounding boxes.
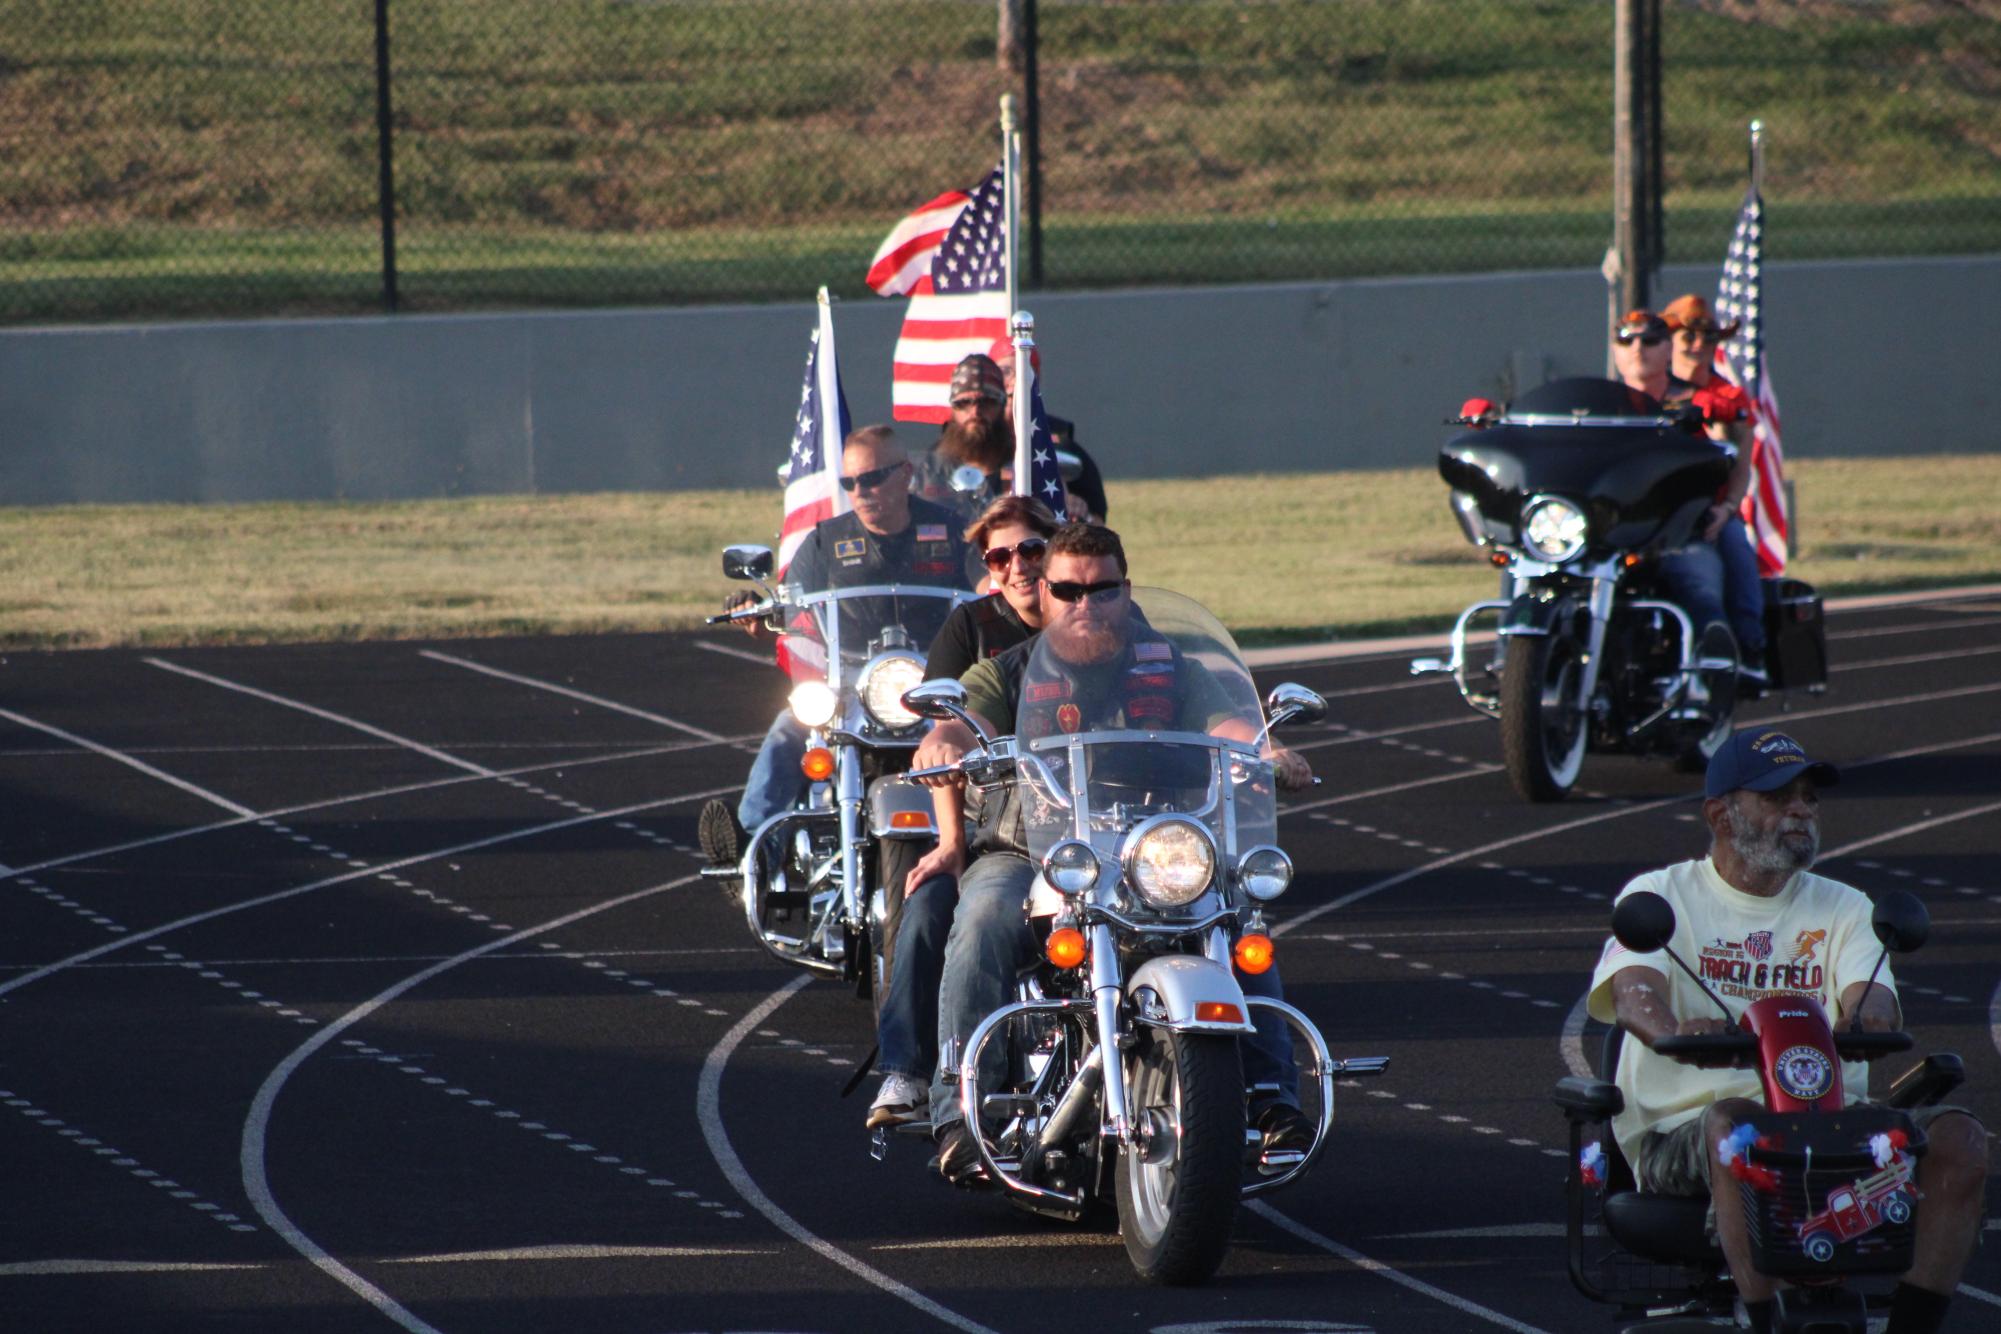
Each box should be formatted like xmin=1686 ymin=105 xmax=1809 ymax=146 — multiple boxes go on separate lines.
xmin=902 ymin=678 xmax=996 ymax=746
xmin=722 ymin=544 xmax=775 ymax=581
xmin=1263 ymin=683 xmax=1326 ymax=729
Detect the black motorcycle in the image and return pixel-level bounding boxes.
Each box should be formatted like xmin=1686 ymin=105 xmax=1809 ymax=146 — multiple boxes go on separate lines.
xmin=1411 ymin=378 xmax=1827 ymax=801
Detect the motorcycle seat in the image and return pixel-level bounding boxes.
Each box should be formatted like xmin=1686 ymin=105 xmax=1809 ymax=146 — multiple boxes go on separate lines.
xmin=1602 ymin=1190 xmax=1719 ymax=1265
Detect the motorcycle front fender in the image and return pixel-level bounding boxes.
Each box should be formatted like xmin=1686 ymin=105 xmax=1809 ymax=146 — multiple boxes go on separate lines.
xmin=1127 ymin=955 xmax=1256 ymax=1035
xmin=866 ymin=774 xmax=935 ymax=840
xmin=1498 ymin=591 xmax=1575 ymax=638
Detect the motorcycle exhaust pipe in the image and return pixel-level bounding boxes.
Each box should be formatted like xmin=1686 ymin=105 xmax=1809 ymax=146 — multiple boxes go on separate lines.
xmin=1027 ymin=1044 xmax=1104 ymax=1161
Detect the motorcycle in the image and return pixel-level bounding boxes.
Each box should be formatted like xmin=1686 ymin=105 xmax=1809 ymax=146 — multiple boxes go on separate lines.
xmin=707 ymin=543 xmax=975 ymax=1014
xmin=1411 ymin=377 xmax=1828 ymax=802
xmin=901 ymin=588 xmax=1388 ymax=1284
xmin=1554 ymin=887 xmax=1965 ymax=1333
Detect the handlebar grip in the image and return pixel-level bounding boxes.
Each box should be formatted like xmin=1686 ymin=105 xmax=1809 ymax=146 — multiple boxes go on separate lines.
xmin=1652 ymin=1033 xmax=1758 ymax=1056
xmin=905 ymin=763 xmax=961 ymax=780
xmin=1834 ymin=1031 xmax=1916 ymax=1058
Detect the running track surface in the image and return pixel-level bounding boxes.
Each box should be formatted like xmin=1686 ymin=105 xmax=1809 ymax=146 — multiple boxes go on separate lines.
xmin=3 ymin=591 xmax=1999 ymax=1334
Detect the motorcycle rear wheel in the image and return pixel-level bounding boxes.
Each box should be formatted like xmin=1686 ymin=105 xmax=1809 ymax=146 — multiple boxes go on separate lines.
xmin=1500 ymin=632 xmax=1588 ymax=802
xmin=1115 ymin=1029 xmax=1244 ymax=1285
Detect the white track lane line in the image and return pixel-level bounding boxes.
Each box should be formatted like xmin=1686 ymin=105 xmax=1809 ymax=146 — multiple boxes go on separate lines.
xmin=694 ymin=639 xmax=778 ymax=667
xmin=1245 ymin=1201 xmax=1552 ymax=1334
xmin=699 ymin=977 xmax=1001 ymax=1334
xmin=1820 ymin=798 xmax=2001 ymax=863
xmin=1831 ymin=614 xmax=2001 ymax=641
xmin=1282 ymin=763 xmax=1499 ymax=817
xmin=0 ymin=793 xmax=697 ymax=1001
xmin=143 ymin=658 xmax=494 ymax=776
xmin=0 ymin=708 xmax=255 ymax=817
xmin=0 ymin=743 xmax=739 ymax=887
xmin=417 ymin=650 xmax=725 ymax=742
xmin=242 ymin=872 xmax=702 ymax=1334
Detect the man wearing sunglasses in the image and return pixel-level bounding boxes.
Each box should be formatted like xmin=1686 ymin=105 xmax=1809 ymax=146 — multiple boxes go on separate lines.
xmin=1610 ymin=308 xmax=1738 ymax=671
xmin=907 ymin=523 xmax=1316 ymax=1184
xmin=911 ymin=354 xmax=1013 ymax=521
xmin=866 ymin=494 xmax=1061 ymax=1132
xmin=985 ymin=335 xmax=1107 ymax=524
xmin=699 ymin=426 xmax=976 ymax=868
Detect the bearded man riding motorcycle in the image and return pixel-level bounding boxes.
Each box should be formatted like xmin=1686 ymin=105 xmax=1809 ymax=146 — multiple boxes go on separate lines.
xmin=907 ymin=521 xmax=1316 ymax=1184
xmin=1587 ymin=731 xmax=1987 ymax=1334
xmin=698 ymin=425 xmax=976 ymax=867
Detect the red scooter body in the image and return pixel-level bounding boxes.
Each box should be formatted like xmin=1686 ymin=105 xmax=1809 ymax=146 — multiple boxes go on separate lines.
xmin=1741 ymin=994 xmax=1846 ymax=1113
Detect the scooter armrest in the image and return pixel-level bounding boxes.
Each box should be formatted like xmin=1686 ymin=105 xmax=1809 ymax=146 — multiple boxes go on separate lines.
xmin=1553 ymin=1076 xmax=1623 ymax=1123
xmin=1886 ymin=1052 xmax=1965 ymax=1109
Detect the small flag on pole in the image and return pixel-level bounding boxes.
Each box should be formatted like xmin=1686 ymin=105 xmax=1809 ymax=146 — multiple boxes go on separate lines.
xmin=866 ymin=165 xmax=1010 ymax=425
xmin=1712 ymin=182 xmax=1789 ymax=576
xmin=777 ymin=294 xmax=852 ymax=578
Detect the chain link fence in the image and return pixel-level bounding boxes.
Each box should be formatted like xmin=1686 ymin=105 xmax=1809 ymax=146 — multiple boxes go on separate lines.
xmin=2 ymin=0 xmax=1995 ymax=324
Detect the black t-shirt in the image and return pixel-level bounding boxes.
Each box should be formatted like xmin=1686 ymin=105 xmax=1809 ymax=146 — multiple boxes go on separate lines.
xmin=924 ymin=593 xmax=1034 ymax=683
xmin=783 ymin=496 xmax=974 ymax=594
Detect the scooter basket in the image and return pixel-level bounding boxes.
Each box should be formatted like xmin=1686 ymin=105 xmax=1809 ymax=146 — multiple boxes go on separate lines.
xmin=1738 ymin=1108 xmax=1922 ymax=1278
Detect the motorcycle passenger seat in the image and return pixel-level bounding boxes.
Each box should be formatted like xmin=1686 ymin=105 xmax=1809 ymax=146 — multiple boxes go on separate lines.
xmin=1887 ymin=1052 xmax=1965 ymax=1109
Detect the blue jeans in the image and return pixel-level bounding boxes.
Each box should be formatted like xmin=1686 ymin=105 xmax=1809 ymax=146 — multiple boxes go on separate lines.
xmin=737 ymin=709 xmax=808 ymax=831
xmin=876 ymin=874 xmax=958 ymax=1080
xmin=1715 ymin=515 xmax=1766 ymax=657
xmin=928 ymin=852 xmax=1299 ymax=1129
xmin=1655 ymin=540 xmax=1728 ymax=643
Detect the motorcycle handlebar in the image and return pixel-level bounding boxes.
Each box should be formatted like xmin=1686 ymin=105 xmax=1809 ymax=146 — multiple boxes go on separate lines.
xmin=705 ymin=600 xmax=775 ymax=626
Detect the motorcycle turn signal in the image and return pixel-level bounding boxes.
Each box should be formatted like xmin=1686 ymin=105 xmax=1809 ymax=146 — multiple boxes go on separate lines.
xmin=799 ymin=747 xmax=835 ymax=781
xmin=1045 ymin=926 xmax=1087 ymax=969
xmin=1234 ymin=933 xmax=1275 ymax=974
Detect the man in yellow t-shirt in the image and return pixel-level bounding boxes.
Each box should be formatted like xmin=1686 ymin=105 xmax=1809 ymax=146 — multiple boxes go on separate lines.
xmin=1587 ymin=730 xmax=1988 ymax=1334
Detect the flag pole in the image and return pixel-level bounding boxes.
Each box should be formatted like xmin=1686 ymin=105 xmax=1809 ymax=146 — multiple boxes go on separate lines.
xmin=1001 ymin=95 xmax=1020 ymax=322
xmin=1010 ymin=310 xmax=1035 ymax=498
xmin=1743 ymin=120 xmax=1764 ymax=402
xmin=817 ymin=286 xmax=849 ymax=516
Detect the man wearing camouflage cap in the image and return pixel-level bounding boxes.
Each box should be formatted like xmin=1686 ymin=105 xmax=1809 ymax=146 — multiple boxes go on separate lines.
xmin=911 ymin=353 xmax=1012 ymax=520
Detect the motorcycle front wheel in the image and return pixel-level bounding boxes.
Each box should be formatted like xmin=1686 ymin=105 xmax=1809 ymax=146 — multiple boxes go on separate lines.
xmin=1499 ymin=631 xmax=1588 ymax=802
xmin=1115 ymin=1028 xmax=1244 ymax=1285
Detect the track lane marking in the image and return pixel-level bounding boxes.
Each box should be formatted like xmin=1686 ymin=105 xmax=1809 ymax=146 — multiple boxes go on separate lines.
xmin=0 ymin=708 xmax=255 ymax=817
xmin=143 ymin=658 xmax=495 ymax=776
xmin=242 ymin=874 xmax=704 ymax=1334
xmin=699 ymin=977 xmax=1002 ymax=1334
xmin=417 ymin=650 xmax=726 ymax=742
xmin=694 ymin=639 xmax=779 ymax=667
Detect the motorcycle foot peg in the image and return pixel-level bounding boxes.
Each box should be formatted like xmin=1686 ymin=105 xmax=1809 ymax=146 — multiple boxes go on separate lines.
xmin=1333 ymin=1056 xmax=1389 ymax=1079
xmin=699 ymin=865 xmax=738 ymax=880
xmin=1259 ymin=1149 xmax=1307 ymax=1174
xmin=1409 ymin=657 xmax=1448 ymax=676
xmin=982 ymin=1093 xmax=1038 ymax=1116
xmin=869 ymin=1126 xmax=889 ymax=1163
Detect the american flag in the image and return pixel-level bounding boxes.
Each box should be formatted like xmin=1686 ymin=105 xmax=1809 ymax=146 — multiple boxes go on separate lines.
xmin=777 ymin=318 xmax=851 ymax=578
xmin=1014 ymin=354 xmax=1068 ymax=513
xmin=865 ymin=165 xmax=1009 ymax=425
xmin=1712 ymin=184 xmax=1789 ymax=576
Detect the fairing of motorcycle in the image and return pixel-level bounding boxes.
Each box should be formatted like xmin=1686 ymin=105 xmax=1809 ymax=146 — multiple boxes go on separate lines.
xmin=1411 ymin=378 xmax=1827 ymax=802
xmin=907 ymin=589 xmax=1387 ymax=1284
xmin=710 ymin=543 xmax=974 ymax=993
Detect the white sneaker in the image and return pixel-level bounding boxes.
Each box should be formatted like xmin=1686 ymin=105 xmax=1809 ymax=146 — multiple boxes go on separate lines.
xmin=866 ymin=1073 xmax=929 ymax=1130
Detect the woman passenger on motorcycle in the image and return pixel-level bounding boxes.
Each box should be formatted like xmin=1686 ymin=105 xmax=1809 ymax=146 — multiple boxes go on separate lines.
xmin=866 ymin=494 xmax=1061 ymax=1130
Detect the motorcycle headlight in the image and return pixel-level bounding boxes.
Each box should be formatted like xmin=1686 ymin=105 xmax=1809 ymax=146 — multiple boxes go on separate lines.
xmin=788 ymin=680 xmax=838 ymax=729
xmin=1121 ymin=816 xmax=1216 ymax=909
xmin=1521 ymin=495 xmax=1588 ymax=564
xmin=858 ymin=652 xmax=926 ymax=730
xmin=1041 ymin=839 xmax=1102 ymax=897
xmin=1235 ymin=845 xmax=1294 ymax=903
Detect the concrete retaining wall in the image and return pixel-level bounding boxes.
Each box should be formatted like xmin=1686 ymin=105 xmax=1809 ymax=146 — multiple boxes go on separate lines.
xmin=2 ymin=255 xmax=1994 ymax=506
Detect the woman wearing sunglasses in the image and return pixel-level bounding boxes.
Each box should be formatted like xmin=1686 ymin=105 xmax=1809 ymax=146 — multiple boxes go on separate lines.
xmin=867 ymin=494 xmax=1060 ymax=1132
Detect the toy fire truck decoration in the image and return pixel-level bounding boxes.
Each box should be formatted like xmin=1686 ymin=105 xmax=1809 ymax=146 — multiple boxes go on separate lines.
xmin=1719 ymin=1122 xmax=1920 ymax=1263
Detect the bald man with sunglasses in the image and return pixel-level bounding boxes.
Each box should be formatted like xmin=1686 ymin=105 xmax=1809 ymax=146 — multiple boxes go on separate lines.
xmin=908 ymin=523 xmax=1315 ymax=1184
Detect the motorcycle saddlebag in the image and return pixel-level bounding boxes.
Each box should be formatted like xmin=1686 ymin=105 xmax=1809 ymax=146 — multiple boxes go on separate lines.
xmin=1738 ymin=1106 xmax=1920 ymax=1278
xmin=1762 ymin=578 xmax=1828 ymax=691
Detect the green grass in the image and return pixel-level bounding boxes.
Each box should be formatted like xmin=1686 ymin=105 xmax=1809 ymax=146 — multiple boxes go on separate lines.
xmin=3 ymin=457 xmax=1997 ymax=650
xmin=1 ymin=1 xmax=1997 ymax=322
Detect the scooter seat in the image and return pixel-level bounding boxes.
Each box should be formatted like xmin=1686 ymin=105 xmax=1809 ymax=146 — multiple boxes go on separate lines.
xmin=1602 ymin=1190 xmax=1719 ymax=1265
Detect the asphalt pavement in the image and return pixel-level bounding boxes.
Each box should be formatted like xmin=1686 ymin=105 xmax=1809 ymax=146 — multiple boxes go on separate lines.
xmin=2 ymin=591 xmax=1998 ymax=1334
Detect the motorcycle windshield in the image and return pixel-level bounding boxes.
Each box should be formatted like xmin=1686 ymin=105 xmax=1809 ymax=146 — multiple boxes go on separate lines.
xmin=778 ymin=584 xmax=972 ymax=686
xmin=1016 ymin=587 xmax=1276 ymax=871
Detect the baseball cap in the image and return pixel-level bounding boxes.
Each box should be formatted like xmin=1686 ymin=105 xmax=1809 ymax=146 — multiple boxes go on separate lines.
xmin=1614 ymin=309 xmax=1670 ymax=345
xmin=1704 ymin=729 xmax=1841 ymax=799
xmin=1661 ymin=294 xmax=1741 ymax=340
xmin=949 ymin=354 xmax=1005 ymax=404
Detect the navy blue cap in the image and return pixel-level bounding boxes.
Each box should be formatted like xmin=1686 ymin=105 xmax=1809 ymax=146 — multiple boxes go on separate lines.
xmin=1704 ymin=729 xmax=1840 ymax=799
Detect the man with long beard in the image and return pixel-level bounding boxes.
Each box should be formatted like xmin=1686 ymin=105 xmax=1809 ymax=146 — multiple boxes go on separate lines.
xmin=1587 ymin=731 xmax=1987 ymax=1334
xmin=911 ymin=354 xmax=1013 ymax=519
xmin=909 ymin=523 xmax=1314 ymax=1183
